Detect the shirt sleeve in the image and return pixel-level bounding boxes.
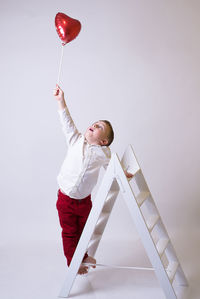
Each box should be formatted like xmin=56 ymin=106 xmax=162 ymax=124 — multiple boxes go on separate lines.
xmin=58 ymin=107 xmax=81 ymax=145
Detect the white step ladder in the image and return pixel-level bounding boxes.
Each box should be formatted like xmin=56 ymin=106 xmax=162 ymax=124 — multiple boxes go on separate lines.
xmin=58 ymin=145 xmax=188 ymax=299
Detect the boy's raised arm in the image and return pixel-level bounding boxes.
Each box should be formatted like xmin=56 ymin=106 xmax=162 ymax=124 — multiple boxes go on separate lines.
xmin=54 ymin=85 xmax=80 ymax=145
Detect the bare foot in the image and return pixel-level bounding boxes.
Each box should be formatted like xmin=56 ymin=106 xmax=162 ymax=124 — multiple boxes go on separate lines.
xmin=78 ymin=264 xmax=89 ymax=275
xmin=83 ymin=256 xmax=96 ymax=269
xmin=78 ymin=256 xmax=96 ymax=275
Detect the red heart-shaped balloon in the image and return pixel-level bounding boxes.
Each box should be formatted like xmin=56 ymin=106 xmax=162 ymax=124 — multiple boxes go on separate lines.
xmin=55 ymin=12 xmax=81 ymax=45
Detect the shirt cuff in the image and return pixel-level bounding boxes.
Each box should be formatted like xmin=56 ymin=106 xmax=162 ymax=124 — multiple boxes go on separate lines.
xmin=58 ymin=107 xmax=67 ymax=114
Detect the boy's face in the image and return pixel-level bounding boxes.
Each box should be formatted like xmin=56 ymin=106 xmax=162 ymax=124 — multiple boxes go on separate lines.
xmin=84 ymin=121 xmax=110 ymax=146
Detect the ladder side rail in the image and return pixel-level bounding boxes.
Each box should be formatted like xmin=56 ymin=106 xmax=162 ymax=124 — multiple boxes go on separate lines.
xmin=88 ymin=146 xmax=138 ymax=257
xmin=134 ymin=173 xmax=188 ymax=287
xmin=88 ymin=182 xmax=120 ymax=257
xmin=134 ymin=170 xmax=151 ymax=194
xmin=153 ymin=218 xmax=188 ymax=287
xmin=113 ymin=153 xmax=177 ymax=299
xmin=124 ymin=144 xmax=149 ymax=192
xmin=140 ymin=191 xmax=172 ymax=249
xmin=165 ymin=242 xmax=188 ymax=286
xmin=124 ymin=145 xmax=188 ymax=286
xmin=121 ymin=144 xmax=140 ymax=175
xmin=126 ymin=145 xmax=188 ymax=288
xmin=59 ymin=155 xmax=116 ymax=298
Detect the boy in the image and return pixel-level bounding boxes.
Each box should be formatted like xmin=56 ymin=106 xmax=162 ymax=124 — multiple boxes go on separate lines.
xmin=54 ymin=85 xmax=132 ymax=274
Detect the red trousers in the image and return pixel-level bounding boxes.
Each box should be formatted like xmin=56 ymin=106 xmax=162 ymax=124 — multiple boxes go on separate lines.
xmin=56 ymin=189 xmax=92 ymax=266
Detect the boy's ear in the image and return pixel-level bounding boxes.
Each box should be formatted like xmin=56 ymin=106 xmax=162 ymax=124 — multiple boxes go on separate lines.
xmin=100 ymin=138 xmax=109 ymax=146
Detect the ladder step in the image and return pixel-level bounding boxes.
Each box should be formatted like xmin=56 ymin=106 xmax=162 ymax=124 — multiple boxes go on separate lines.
xmin=102 ymin=192 xmax=117 ymax=212
xmin=156 ymin=238 xmax=169 ymax=257
xmin=94 ymin=213 xmax=110 ymax=234
xmin=166 ymin=261 xmax=179 ymax=283
xmin=136 ymin=191 xmax=150 ymax=207
xmin=88 ymin=234 xmax=101 ymax=248
xmin=146 ymin=214 xmax=160 ymax=232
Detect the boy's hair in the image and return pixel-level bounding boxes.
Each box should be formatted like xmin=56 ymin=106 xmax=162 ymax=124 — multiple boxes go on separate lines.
xmin=101 ymin=120 xmax=114 ymax=146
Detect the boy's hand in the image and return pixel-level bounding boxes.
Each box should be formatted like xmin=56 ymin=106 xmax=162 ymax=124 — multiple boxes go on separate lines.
xmin=54 ymin=85 xmax=66 ymax=110
xmin=54 ymin=85 xmax=64 ymax=101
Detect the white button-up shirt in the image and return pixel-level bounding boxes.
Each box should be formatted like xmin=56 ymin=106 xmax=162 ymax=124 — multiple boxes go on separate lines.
xmin=57 ymin=107 xmax=111 ymax=199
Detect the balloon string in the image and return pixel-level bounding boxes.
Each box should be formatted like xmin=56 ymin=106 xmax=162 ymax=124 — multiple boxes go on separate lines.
xmin=57 ymin=44 xmax=64 ymax=86
xmin=82 ymin=262 xmax=154 ymax=271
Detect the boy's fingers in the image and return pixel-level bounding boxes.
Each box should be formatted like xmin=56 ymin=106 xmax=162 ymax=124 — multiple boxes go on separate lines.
xmin=53 ymin=88 xmax=59 ymax=96
xmin=55 ymin=85 xmax=63 ymax=95
xmin=56 ymin=84 xmax=62 ymax=92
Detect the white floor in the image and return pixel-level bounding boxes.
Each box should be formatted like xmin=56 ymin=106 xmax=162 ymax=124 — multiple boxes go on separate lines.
xmin=1 ymin=229 xmax=199 ymax=299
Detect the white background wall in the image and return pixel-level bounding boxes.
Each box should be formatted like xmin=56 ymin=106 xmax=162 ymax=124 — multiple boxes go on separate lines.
xmin=0 ymin=0 xmax=199 ymax=261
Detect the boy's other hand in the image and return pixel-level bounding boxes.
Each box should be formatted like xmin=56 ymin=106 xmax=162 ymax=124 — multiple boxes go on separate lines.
xmin=124 ymin=170 xmax=134 ymax=180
